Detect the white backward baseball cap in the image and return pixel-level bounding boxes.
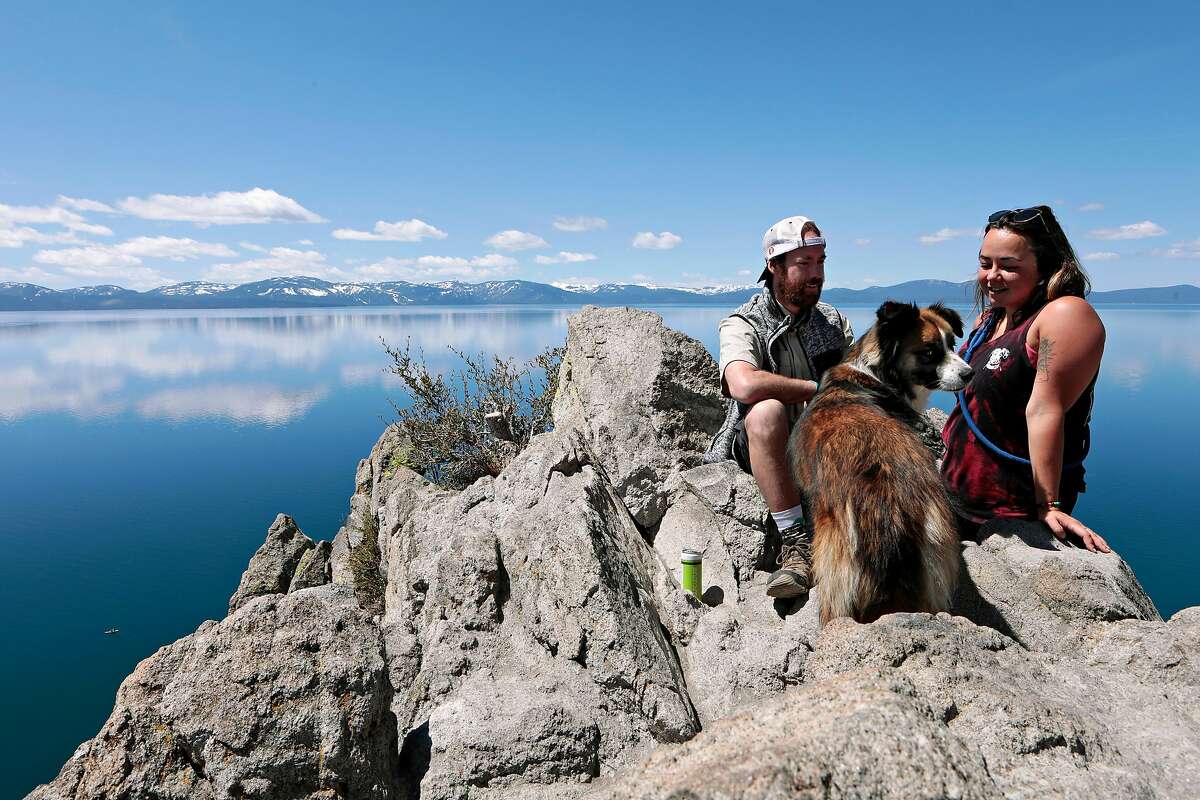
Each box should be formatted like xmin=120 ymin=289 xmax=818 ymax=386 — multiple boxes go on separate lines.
xmin=759 ymin=215 xmax=825 ymax=282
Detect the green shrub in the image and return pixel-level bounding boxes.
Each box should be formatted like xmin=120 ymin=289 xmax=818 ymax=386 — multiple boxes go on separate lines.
xmin=382 ymin=340 xmax=564 ymax=489
xmin=347 ymin=509 xmax=385 ymax=614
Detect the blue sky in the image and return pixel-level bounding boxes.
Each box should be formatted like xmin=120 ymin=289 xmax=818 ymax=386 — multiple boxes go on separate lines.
xmin=1 ymin=1 xmax=1196 ymax=291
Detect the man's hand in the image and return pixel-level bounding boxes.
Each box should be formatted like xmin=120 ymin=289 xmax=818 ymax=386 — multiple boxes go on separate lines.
xmin=724 ymin=361 xmax=818 ymax=406
xmin=1037 ymin=506 xmax=1111 ymax=553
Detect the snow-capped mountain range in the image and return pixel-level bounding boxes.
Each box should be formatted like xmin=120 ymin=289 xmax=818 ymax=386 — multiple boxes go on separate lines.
xmin=0 ymin=276 xmax=765 ymax=310
xmin=1 ymin=276 xmax=1196 ymax=311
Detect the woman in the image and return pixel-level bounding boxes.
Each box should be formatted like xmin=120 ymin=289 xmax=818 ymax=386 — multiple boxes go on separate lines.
xmin=942 ymin=205 xmax=1110 ymax=553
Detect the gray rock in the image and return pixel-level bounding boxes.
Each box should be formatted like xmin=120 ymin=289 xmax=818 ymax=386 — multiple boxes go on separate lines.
xmin=379 ymin=430 xmax=700 ymax=797
xmin=228 ymin=513 xmax=316 ymax=613
xmin=804 ymin=613 xmax=1200 ymax=799
xmin=677 ymin=581 xmax=818 ymax=725
xmin=29 ymin=586 xmax=401 ymax=800
xmin=955 ymin=518 xmax=1160 ymax=653
xmin=552 ymin=306 xmax=724 ymax=527
xmin=591 ymin=669 xmax=1001 ymax=800
xmin=678 ymin=462 xmax=772 ymax=592
xmin=421 ymin=677 xmax=600 ymax=800
xmin=289 ymin=539 xmax=332 ymax=592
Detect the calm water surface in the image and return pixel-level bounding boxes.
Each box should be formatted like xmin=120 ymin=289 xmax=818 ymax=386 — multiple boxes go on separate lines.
xmin=2 ymin=304 xmax=1197 ymax=796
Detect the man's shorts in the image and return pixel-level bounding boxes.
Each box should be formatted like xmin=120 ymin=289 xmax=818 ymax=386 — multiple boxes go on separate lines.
xmin=731 ymin=419 xmax=753 ymax=474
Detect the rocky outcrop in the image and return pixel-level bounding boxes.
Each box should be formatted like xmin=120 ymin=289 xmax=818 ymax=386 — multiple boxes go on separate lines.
xmin=30 ymin=586 xmax=400 ymax=800
xmin=228 ymin=513 xmax=326 ymax=613
xmin=30 ymin=305 xmax=1200 ymax=800
xmin=552 ymin=305 xmax=725 ymax=527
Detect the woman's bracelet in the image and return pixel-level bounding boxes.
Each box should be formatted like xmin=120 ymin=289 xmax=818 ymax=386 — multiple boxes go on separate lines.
xmin=1041 ymin=500 xmax=1062 ymax=511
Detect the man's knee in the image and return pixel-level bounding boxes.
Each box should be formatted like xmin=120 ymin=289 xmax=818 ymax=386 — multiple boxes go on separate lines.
xmin=744 ymin=399 xmax=788 ymax=442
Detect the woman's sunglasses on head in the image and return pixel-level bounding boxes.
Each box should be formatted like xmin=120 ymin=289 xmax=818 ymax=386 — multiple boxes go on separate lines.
xmin=988 ymin=208 xmax=1048 ymax=229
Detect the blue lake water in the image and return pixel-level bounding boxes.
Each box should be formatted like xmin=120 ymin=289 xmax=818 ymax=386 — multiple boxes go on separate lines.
xmin=2 ymin=303 xmax=1198 ymax=796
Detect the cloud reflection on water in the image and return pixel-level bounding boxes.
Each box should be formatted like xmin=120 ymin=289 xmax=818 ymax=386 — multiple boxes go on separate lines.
xmin=2 ymin=305 xmax=1190 ymax=425
xmin=137 ymin=384 xmax=329 ymax=425
xmin=0 ymin=307 xmax=573 ymax=424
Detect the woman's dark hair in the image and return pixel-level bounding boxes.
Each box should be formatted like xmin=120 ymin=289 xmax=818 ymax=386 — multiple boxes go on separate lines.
xmin=975 ymin=205 xmax=1091 ymax=316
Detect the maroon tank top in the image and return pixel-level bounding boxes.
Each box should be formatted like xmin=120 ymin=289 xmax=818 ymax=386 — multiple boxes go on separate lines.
xmin=941 ymin=307 xmax=1095 ymax=523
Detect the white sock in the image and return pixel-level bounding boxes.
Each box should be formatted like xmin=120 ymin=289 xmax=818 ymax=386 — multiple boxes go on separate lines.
xmin=771 ymin=504 xmax=805 ymax=530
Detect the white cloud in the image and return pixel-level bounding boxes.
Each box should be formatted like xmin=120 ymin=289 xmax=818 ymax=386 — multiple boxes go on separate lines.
xmin=485 ymin=229 xmax=549 ymax=251
xmin=29 ymin=239 xmax=185 ymax=287
xmin=1078 ymin=202 xmax=1105 ymax=212
xmin=70 ymin=222 xmax=114 ymax=236
xmin=553 ymin=215 xmax=608 ymax=232
xmin=0 ymin=202 xmax=85 ymax=226
xmin=34 ymin=236 xmax=236 ymax=273
xmin=122 ymin=236 xmax=238 ymax=260
xmin=468 ymin=253 xmax=518 ymax=268
xmin=0 ymin=265 xmax=62 ymax=285
xmin=205 ymin=247 xmax=346 ymax=283
xmin=736 ymin=269 xmax=752 ymax=276
xmin=1157 ymin=239 xmax=1200 ymax=259
xmin=350 ymin=257 xmax=415 ymax=280
xmin=1088 ymin=220 xmax=1166 ymax=240
xmin=240 ymin=241 xmax=267 ymax=253
xmin=297 ymin=239 xmax=313 ymax=245
xmin=855 ymin=238 xmax=872 ymax=246
xmin=0 ymin=223 xmax=83 ymax=248
xmin=919 ymin=227 xmax=976 ymax=245
xmin=632 ymin=231 xmax=682 ymax=250
xmin=0 ymin=202 xmax=111 ymax=235
xmin=118 ymin=187 xmax=326 ymax=225
xmin=35 ymin=246 xmax=141 ymax=269
xmin=332 ymin=218 xmax=448 ymax=242
xmin=534 ymin=251 xmax=597 ymax=265
xmin=356 ymin=253 xmax=517 ymax=282
xmin=40 ymin=261 xmax=170 ymax=290
xmin=56 ymin=196 xmax=117 ymax=213
xmin=1084 ymin=251 xmax=1120 ymax=262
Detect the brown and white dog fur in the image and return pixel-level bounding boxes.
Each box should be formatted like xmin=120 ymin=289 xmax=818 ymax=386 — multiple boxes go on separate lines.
xmin=789 ymin=301 xmax=973 ymax=626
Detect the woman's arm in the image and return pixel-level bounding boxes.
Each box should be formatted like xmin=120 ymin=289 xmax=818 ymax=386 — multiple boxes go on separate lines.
xmin=1026 ymin=297 xmax=1110 ymax=552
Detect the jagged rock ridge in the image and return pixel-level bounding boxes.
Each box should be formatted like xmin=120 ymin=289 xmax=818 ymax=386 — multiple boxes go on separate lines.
xmin=29 ymin=306 xmax=1200 ymax=800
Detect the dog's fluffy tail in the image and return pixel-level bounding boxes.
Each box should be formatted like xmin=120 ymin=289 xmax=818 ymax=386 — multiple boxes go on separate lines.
xmin=813 ymin=488 xmax=959 ymax=627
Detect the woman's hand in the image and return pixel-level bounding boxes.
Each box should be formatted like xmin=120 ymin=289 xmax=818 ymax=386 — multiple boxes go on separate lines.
xmin=1037 ymin=507 xmax=1111 ymax=553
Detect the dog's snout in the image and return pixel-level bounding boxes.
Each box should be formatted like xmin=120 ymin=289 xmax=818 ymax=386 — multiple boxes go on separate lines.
xmin=959 ymin=364 xmax=974 ymax=383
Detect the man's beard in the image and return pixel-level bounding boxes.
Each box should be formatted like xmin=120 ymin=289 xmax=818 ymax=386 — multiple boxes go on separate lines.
xmin=779 ymin=279 xmax=822 ymax=310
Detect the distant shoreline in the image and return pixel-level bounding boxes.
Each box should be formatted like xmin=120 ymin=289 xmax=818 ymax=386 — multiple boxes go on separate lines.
xmin=2 ymin=276 xmax=1198 ymax=312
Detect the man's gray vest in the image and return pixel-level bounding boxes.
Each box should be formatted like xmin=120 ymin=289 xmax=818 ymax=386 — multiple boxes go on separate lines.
xmin=704 ymin=290 xmax=850 ymax=464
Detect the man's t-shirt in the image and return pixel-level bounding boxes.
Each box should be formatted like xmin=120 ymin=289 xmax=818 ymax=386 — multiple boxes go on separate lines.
xmin=718 ymin=309 xmax=854 ymax=425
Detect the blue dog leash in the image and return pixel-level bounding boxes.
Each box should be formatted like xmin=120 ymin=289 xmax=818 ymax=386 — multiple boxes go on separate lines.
xmin=955 ymin=313 xmax=1087 ymax=470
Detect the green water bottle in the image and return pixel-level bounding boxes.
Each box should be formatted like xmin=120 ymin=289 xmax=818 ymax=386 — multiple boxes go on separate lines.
xmin=681 ymin=548 xmax=703 ymax=599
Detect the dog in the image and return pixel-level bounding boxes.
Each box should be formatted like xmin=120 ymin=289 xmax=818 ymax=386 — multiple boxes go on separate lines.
xmin=789 ymin=301 xmax=973 ymax=626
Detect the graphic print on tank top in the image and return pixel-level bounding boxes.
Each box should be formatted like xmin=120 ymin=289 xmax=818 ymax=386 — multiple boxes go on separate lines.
xmin=984 ymin=346 xmax=1011 ymax=372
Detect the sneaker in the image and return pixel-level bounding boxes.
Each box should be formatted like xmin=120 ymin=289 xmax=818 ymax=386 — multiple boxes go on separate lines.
xmin=766 ymin=520 xmax=813 ymax=598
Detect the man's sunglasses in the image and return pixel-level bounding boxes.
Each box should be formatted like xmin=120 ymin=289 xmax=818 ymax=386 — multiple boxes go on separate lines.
xmin=988 ymin=208 xmax=1047 ymax=229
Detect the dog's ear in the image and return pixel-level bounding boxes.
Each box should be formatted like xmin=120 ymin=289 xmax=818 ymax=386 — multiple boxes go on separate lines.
xmin=875 ymin=301 xmax=920 ymax=338
xmin=874 ymin=301 xmax=920 ymax=365
xmin=927 ymin=302 xmax=964 ymax=337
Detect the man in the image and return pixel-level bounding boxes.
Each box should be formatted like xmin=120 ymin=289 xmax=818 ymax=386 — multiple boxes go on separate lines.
xmin=704 ymin=215 xmax=854 ymax=598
